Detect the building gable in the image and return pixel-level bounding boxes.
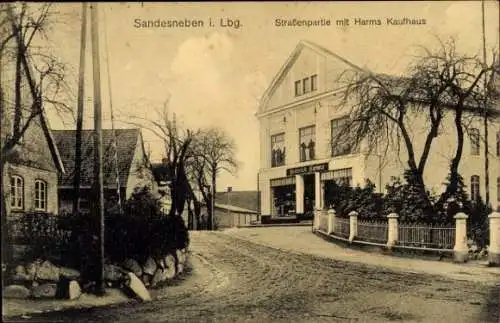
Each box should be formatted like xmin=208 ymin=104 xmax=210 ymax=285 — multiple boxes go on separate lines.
xmin=259 ymin=40 xmax=363 ymax=114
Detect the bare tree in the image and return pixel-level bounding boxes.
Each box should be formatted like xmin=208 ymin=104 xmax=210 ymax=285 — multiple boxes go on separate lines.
xmin=121 ymin=101 xmax=199 ymax=220
xmin=334 ymin=38 xmax=498 ymax=216
xmin=188 ymin=127 xmax=238 ymax=230
xmin=1 ymin=3 xmax=72 ymax=262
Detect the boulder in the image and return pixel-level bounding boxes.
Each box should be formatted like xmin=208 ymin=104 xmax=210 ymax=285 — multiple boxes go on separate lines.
xmin=125 ymin=273 xmax=151 ymax=301
xmin=59 ymin=267 xmax=81 ymax=280
xmin=4 ymin=285 xmax=31 ymax=299
xmin=25 ymin=260 xmax=41 ymax=280
xmin=35 ymin=260 xmax=60 ymax=282
xmin=156 ymin=258 xmax=167 ymax=270
xmin=177 ymin=263 xmax=184 ymax=274
xmin=12 ymin=272 xmax=32 ymax=283
xmin=151 ymin=269 xmax=164 ymax=287
xmin=164 ymin=254 xmax=176 ymax=279
xmin=123 ymin=259 xmax=142 ymax=277
xmin=32 ymin=283 xmax=58 ymax=299
xmin=104 ymin=264 xmax=125 ymax=283
xmin=142 ymin=257 xmax=157 ymax=276
xmin=14 ymin=265 xmax=26 ymax=275
xmin=68 ymin=280 xmax=82 ymax=300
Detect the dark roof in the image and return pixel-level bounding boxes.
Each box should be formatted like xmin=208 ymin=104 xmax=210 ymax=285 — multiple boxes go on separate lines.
xmin=52 ymin=128 xmax=144 ymax=187
xmin=215 ymin=190 xmax=259 ymax=212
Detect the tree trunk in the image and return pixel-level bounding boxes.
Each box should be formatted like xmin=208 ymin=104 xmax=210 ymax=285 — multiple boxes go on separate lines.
xmin=1 ymin=160 xmax=13 ymax=269
xmin=209 ymin=164 xmax=217 ymax=230
xmin=441 ymin=108 xmax=465 ymax=203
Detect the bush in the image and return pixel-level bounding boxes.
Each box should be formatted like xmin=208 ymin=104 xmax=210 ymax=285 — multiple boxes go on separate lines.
xmin=104 ymin=186 xmax=189 ymax=263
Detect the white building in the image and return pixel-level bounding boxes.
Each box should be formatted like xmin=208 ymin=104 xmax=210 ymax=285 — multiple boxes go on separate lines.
xmin=256 ymin=40 xmax=500 ymax=217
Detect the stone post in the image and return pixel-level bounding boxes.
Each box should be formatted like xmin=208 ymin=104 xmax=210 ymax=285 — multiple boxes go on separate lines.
xmin=313 ymin=209 xmax=321 ymax=232
xmin=488 ymin=212 xmax=500 ymax=266
xmin=327 ymin=208 xmax=336 ymax=234
xmin=386 ymin=213 xmax=399 ymax=249
xmin=453 ymin=212 xmax=469 ymax=263
xmin=349 ymin=211 xmax=358 ymax=242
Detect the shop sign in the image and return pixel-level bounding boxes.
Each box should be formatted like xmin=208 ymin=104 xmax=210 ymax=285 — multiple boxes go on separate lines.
xmin=286 ymin=163 xmax=328 ymax=176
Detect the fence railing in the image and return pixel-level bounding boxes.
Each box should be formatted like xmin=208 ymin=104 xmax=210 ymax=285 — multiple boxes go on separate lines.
xmin=398 ymin=223 xmax=455 ymax=250
xmin=333 ymin=217 xmax=350 ymax=238
xmin=357 ymin=219 xmax=388 ymax=244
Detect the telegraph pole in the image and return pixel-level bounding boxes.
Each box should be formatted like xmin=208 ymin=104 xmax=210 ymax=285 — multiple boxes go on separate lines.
xmin=90 ymin=3 xmax=105 ymax=296
xmin=481 ymin=0 xmax=490 ymax=205
xmin=73 ymin=3 xmax=88 ymax=216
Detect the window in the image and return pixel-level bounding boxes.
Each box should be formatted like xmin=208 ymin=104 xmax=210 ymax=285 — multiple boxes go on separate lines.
xmin=302 ymin=77 xmax=310 ymax=94
xmin=271 ymin=133 xmax=286 ymax=167
xmin=331 ymin=117 xmax=354 ymax=156
xmin=471 ymin=175 xmax=480 ymax=202
xmin=311 ymin=74 xmax=318 ymax=91
xmin=496 ymin=132 xmax=499 ymax=157
xmin=299 ymin=126 xmax=316 ymax=162
xmin=294 ymin=74 xmax=318 ymax=96
xmin=10 ymin=175 xmax=24 ymax=210
xmin=470 ymin=128 xmax=480 ymax=155
xmin=294 ymin=80 xmax=302 ymax=96
xmin=34 ymin=180 xmax=47 ymax=211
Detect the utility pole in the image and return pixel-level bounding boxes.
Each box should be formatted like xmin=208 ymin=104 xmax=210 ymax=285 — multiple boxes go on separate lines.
xmin=481 ymin=0 xmax=490 ymax=206
xmin=90 ymin=3 xmax=105 ymax=296
xmin=73 ymin=3 xmax=88 ymax=216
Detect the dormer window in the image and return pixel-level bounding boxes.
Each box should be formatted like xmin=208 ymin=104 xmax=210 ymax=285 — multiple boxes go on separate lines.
xmin=294 ymin=74 xmax=318 ymax=97
xmin=294 ymin=80 xmax=302 ymax=96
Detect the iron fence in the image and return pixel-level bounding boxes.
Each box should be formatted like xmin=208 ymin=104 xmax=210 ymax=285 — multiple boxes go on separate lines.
xmin=398 ymin=222 xmax=455 ymax=250
xmin=333 ymin=217 xmax=350 ymax=238
xmin=357 ymin=219 xmax=388 ymax=244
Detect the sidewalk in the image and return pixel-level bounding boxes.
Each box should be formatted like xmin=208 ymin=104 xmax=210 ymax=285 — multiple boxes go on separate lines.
xmin=221 ymin=226 xmax=500 ymax=285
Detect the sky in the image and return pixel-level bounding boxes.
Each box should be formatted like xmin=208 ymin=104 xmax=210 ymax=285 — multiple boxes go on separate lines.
xmin=36 ymin=1 xmax=499 ymax=191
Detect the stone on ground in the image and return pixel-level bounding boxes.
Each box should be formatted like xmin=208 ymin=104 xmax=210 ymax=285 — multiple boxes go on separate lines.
xmin=59 ymin=267 xmax=81 ymax=280
xmin=104 ymin=264 xmax=124 ymax=283
xmin=68 ymin=280 xmax=82 ymax=300
xmin=4 ymin=285 xmax=31 ymax=299
xmin=164 ymin=254 xmax=176 ymax=279
xmin=151 ymin=269 xmax=164 ymax=287
xmin=142 ymin=257 xmax=157 ymax=276
xmin=123 ymin=259 xmax=142 ymax=277
xmin=32 ymin=283 xmax=58 ymax=299
xmin=125 ymin=272 xmax=151 ymax=301
xmin=35 ymin=260 xmax=60 ymax=282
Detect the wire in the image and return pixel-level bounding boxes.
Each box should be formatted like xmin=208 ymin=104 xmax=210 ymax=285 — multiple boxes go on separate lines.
xmin=103 ymin=6 xmax=122 ymax=213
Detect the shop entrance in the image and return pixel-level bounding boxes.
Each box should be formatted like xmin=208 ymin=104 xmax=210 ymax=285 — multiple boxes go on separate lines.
xmin=303 ymin=174 xmax=315 ymax=214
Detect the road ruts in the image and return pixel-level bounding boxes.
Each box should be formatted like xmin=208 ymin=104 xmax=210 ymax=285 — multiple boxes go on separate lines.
xmin=5 ymin=231 xmax=499 ymax=323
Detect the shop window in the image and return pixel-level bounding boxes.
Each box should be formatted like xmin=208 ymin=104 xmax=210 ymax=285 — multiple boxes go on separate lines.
xmin=271 ymin=133 xmax=286 ymax=167
xmin=299 ymin=125 xmax=315 ymax=162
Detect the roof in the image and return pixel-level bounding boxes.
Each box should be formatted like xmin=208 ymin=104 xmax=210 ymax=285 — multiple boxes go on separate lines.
xmin=52 ymin=128 xmax=144 ymax=187
xmin=215 ymin=190 xmax=259 ymax=212
xmin=214 ymin=203 xmax=259 ymax=214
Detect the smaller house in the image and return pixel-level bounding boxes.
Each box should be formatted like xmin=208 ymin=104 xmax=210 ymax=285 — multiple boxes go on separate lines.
xmin=52 ymin=128 xmax=153 ymax=213
xmin=213 ymin=203 xmax=259 ymax=228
